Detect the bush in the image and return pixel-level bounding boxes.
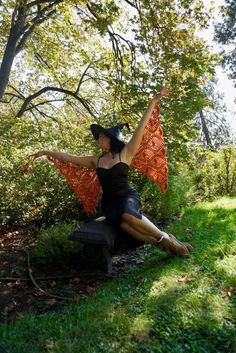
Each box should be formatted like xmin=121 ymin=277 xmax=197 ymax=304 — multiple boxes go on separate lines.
xmin=132 ymin=146 xmax=236 ymax=224
xmin=1 ymin=144 xmax=234 ymax=227
xmin=140 ymin=172 xmax=194 ymax=223
xmin=188 ymin=146 xmax=236 ymax=199
xmin=30 ymin=222 xmax=81 ymax=261
xmin=0 ymin=155 xmax=93 ymax=226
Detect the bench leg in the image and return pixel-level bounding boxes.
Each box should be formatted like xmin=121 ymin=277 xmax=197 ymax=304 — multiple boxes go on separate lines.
xmin=83 ymin=244 xmax=113 ymax=274
xmin=103 ymin=247 xmax=112 ymax=275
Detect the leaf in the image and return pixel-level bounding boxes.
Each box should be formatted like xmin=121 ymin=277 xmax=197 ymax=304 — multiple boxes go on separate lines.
xmin=74 ymin=295 xmax=82 ymax=303
xmin=49 ymin=280 xmax=57 ymax=287
xmin=185 ymin=227 xmax=193 ymax=233
xmin=178 ymin=275 xmax=194 ymax=283
xmin=45 ymin=298 xmax=57 ymax=306
xmin=13 ymin=279 xmax=26 ymax=289
xmin=220 ymin=287 xmax=235 ymax=297
xmin=71 ymin=277 xmax=81 ymax=284
xmin=44 ymin=339 xmax=55 ymax=350
xmin=34 ymin=290 xmax=45 ymax=297
xmin=136 ymin=276 xmax=145 ymax=284
xmin=136 ymin=259 xmax=144 ymax=265
xmin=86 ymin=286 xmax=95 ymax=295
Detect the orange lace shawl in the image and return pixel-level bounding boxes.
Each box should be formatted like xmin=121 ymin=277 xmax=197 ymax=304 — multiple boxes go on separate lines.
xmin=23 ymin=104 xmax=168 ymax=214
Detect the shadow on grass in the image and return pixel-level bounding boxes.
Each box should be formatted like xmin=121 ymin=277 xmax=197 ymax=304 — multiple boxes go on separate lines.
xmin=1 ymin=249 xmax=235 ymax=353
xmin=0 ymin=201 xmax=235 ymax=353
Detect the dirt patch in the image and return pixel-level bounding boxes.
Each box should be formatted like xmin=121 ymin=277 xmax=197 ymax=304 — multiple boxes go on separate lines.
xmin=0 ymin=225 xmax=147 ymax=323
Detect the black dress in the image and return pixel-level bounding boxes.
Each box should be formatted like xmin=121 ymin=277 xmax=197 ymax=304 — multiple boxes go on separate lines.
xmin=96 ymin=153 xmax=142 ymax=228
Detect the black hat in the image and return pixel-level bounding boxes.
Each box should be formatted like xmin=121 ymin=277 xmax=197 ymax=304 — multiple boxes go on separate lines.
xmin=90 ymin=122 xmax=130 ymax=152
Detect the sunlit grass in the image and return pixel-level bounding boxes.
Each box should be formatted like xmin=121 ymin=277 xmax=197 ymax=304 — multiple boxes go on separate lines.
xmin=0 ymin=196 xmax=235 ymax=353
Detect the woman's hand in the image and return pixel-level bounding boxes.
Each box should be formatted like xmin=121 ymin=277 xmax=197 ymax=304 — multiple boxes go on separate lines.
xmin=28 ymin=150 xmax=47 ymax=160
xmin=23 ymin=150 xmax=48 ymax=175
xmin=152 ymin=85 xmax=170 ymax=102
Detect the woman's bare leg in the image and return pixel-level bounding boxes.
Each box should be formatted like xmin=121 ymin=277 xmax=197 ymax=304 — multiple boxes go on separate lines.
xmin=120 ymin=221 xmax=164 ymax=247
xmin=121 ymin=213 xmax=190 ymax=256
xmin=122 ymin=213 xmax=167 ymax=240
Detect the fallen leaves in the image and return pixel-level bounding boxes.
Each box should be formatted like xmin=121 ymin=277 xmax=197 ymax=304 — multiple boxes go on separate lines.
xmin=136 ymin=259 xmax=144 ymax=266
xmin=185 ymin=227 xmax=193 ymax=233
xmin=220 ymin=287 xmax=235 ymax=298
xmin=44 ymin=298 xmax=57 ymax=306
xmin=178 ymin=275 xmax=194 ymax=283
xmin=70 ymin=277 xmax=81 ymax=284
xmin=12 ymin=279 xmax=26 ymax=289
xmin=34 ymin=289 xmax=45 ymax=297
xmin=136 ymin=276 xmax=145 ymax=284
xmin=44 ymin=339 xmax=55 ymax=350
xmin=86 ymin=285 xmax=95 ymax=295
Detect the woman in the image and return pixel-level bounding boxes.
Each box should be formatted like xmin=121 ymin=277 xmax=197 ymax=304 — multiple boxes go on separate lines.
xmin=29 ymin=87 xmax=191 ymax=256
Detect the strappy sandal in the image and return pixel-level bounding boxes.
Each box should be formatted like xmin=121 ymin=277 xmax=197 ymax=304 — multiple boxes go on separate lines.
xmin=168 ymin=233 xmax=193 ymax=252
xmin=156 ymin=233 xmax=190 ymax=257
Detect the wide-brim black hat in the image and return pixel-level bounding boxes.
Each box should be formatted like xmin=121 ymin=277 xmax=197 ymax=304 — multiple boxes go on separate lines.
xmin=90 ymin=122 xmax=129 ymax=152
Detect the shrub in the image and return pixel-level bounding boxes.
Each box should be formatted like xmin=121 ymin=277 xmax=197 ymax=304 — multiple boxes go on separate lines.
xmin=140 ymin=172 xmax=194 ymax=223
xmin=0 ymin=155 xmax=93 ymax=226
xmin=188 ymin=146 xmax=236 ymax=199
xmin=30 ymin=222 xmax=81 ymax=261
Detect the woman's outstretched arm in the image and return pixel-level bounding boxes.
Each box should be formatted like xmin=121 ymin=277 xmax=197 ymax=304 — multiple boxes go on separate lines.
xmin=123 ymin=86 xmax=170 ymax=163
xmin=29 ymin=150 xmax=97 ymax=169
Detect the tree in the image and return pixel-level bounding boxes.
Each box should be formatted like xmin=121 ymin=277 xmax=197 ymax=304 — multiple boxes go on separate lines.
xmin=0 ymin=0 xmax=223 ymax=225
xmin=194 ymin=77 xmax=233 ymax=150
xmin=214 ymin=0 xmax=236 ymax=86
xmin=0 ymin=0 xmax=219 ymax=157
xmin=0 ymin=0 xmax=65 ymax=99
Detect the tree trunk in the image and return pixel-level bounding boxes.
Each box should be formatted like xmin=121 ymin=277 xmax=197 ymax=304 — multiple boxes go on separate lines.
xmin=0 ymin=0 xmax=63 ymax=100
xmin=0 ymin=2 xmax=26 ymax=100
xmin=0 ymin=34 xmax=18 ymax=99
xmin=199 ymin=110 xmax=213 ymax=149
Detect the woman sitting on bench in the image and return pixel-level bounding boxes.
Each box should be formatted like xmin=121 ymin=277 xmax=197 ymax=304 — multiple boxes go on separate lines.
xmin=27 ymin=86 xmax=192 ymax=257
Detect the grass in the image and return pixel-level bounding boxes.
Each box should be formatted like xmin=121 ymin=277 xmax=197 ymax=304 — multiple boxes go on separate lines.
xmin=0 ymin=196 xmax=235 ymax=353
xmin=30 ymin=222 xmax=81 ymax=260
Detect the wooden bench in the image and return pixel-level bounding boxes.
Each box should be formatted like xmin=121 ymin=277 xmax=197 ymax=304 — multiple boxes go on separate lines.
xmin=68 ymin=217 xmax=144 ymax=274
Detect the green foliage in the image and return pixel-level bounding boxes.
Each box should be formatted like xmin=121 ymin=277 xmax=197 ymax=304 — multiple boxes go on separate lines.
xmin=214 ymin=0 xmax=236 ymax=85
xmin=0 ymin=153 xmax=93 ymax=225
xmin=30 ymin=222 xmax=81 ymax=261
xmin=1 ymin=0 xmax=218 ymax=153
xmin=187 ymin=146 xmax=236 ymax=199
xmin=131 ymin=146 xmax=235 ymax=225
xmin=0 ymin=0 xmax=230 ymax=227
xmin=140 ymin=171 xmax=194 ymax=223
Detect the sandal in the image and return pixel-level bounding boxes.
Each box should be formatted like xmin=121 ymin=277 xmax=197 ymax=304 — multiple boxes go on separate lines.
xmin=156 ymin=232 xmax=190 ymax=257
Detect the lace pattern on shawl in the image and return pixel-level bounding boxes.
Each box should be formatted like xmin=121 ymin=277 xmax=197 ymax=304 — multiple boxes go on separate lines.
xmin=130 ymin=104 xmax=168 ymax=192
xmin=46 ymin=156 xmax=100 ymax=214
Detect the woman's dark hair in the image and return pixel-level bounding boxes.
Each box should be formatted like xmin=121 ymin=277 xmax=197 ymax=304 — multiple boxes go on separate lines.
xmin=110 ymin=138 xmax=123 ymax=154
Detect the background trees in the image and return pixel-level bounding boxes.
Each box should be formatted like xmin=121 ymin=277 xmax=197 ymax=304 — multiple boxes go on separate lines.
xmin=194 ymin=77 xmax=233 ymax=150
xmin=0 ymin=0 xmax=235 ymax=226
xmin=214 ymin=0 xmax=236 ymax=86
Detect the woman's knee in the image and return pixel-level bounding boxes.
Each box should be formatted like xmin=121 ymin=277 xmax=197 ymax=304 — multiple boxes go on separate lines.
xmin=121 ymin=212 xmax=138 ymax=225
xmin=120 ymin=221 xmax=128 ymax=230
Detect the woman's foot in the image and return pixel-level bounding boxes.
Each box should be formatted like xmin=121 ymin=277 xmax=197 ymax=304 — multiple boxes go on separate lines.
xmin=168 ymin=233 xmax=193 ymax=252
xmin=156 ymin=232 xmax=190 ymax=257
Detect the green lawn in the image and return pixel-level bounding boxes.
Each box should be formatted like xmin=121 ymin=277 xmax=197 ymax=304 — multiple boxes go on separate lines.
xmin=0 ymin=196 xmax=235 ymax=353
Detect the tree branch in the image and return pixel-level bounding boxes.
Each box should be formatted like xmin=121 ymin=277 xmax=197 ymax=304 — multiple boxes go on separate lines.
xmin=16 ymin=86 xmax=97 ymax=118
xmin=75 ymin=63 xmax=92 ymax=95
